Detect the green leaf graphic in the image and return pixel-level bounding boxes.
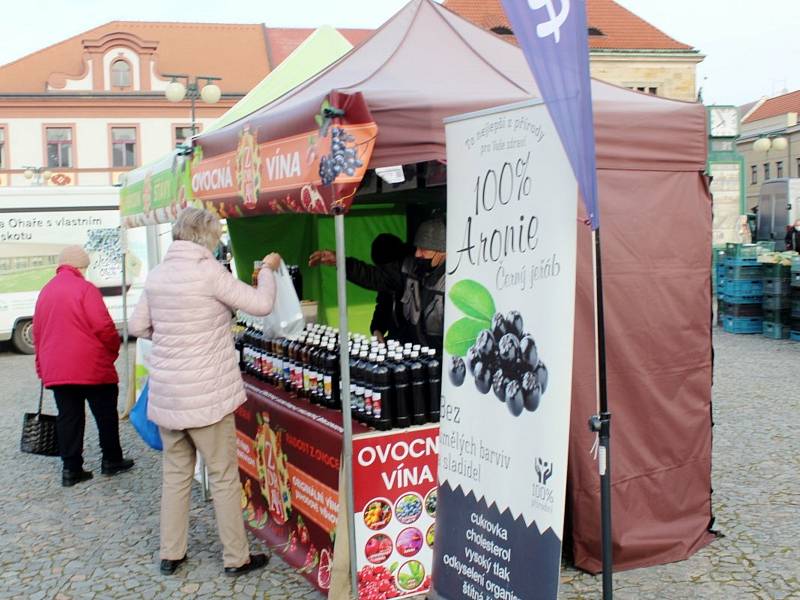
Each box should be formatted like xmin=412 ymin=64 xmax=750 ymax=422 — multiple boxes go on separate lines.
xmin=445 ymin=317 xmax=488 ymax=357
xmin=389 ymin=561 xmax=399 ymax=574
xmin=449 ymin=279 xmax=495 ymax=322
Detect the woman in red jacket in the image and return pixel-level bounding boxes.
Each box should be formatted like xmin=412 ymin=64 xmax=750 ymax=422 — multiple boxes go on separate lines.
xmin=33 ymin=245 xmax=133 ymax=487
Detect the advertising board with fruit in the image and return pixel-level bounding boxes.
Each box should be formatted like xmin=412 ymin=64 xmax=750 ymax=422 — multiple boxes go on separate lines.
xmin=235 ymin=380 xmax=366 ymax=593
xmin=353 ymin=426 xmax=438 ymax=599
xmin=433 ymin=101 xmax=578 ymax=599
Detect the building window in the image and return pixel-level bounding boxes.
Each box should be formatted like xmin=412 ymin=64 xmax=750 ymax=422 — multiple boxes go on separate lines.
xmin=46 ymin=127 xmax=73 ymax=168
xmin=110 ymin=60 xmax=131 ymax=88
xmin=648 ymin=87 xmax=658 ymax=95
xmin=763 ymin=163 xmax=770 ymax=180
xmin=751 ymin=165 xmax=758 ymax=185
xmin=174 ymin=125 xmax=194 ymax=147
xmin=776 ymin=161 xmax=784 ymax=178
xmin=0 ymin=127 xmax=5 ymax=169
xmin=111 ymin=127 xmax=136 ymax=167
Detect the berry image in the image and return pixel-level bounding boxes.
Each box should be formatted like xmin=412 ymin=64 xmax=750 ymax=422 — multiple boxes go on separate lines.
xmin=473 ymin=361 xmax=492 ymax=394
xmin=535 ymin=362 xmax=549 ymax=394
xmin=449 ymin=356 xmax=466 ymax=386
xmin=319 ymin=127 xmax=363 ymax=186
xmin=498 ymin=333 xmax=520 ymax=365
xmin=520 ymin=335 xmax=538 ymax=368
xmin=492 ymin=369 xmax=508 ymax=402
xmin=451 ymin=309 xmax=548 ymax=417
xmin=491 ymin=313 xmax=509 ymax=341
xmin=521 ymin=371 xmax=541 ymax=412
xmin=466 ymin=345 xmax=480 ymax=375
xmin=505 ymin=380 xmax=524 ymax=416
xmin=506 ymin=310 xmax=524 ymax=338
xmin=475 ymin=329 xmax=495 ymax=358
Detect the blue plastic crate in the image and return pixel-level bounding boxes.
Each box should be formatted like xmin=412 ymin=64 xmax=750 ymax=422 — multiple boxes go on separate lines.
xmin=791 ymin=256 xmax=800 ymax=273
xmin=722 ymin=316 xmax=763 ymax=334
xmin=762 ymin=278 xmax=791 ymax=295
xmin=725 ymin=243 xmax=759 ymax=260
xmin=722 ymin=279 xmax=764 ymax=295
xmin=791 ymin=272 xmax=800 ymax=287
xmin=763 ymin=321 xmax=790 ymax=339
xmin=790 ymin=330 xmax=800 ymax=342
xmin=724 ymin=293 xmax=763 ymax=305
xmin=725 ymin=263 xmax=763 ymax=279
xmin=763 ymin=294 xmax=790 ymax=310
xmin=724 ymin=257 xmax=759 ymax=267
xmin=763 ymin=308 xmax=791 ymax=323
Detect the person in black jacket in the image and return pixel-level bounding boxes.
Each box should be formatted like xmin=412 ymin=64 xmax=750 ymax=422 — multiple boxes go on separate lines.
xmin=369 ymin=234 xmax=415 ymax=343
xmin=786 ymin=219 xmax=800 ymax=251
xmin=310 ymin=218 xmax=446 ymax=351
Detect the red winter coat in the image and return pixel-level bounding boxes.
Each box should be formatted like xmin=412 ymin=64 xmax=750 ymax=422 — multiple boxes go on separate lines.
xmin=34 ymin=265 xmax=120 ymax=387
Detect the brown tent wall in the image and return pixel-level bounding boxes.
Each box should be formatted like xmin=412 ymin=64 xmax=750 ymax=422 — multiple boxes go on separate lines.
xmin=196 ymin=0 xmax=715 ymax=572
xmin=570 ymin=169 xmax=715 ymax=573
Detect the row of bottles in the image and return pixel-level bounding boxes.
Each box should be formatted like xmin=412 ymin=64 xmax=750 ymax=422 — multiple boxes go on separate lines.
xmin=234 ymin=316 xmax=441 ymax=430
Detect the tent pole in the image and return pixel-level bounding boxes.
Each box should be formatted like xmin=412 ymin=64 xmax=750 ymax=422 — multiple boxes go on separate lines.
xmin=334 ymin=212 xmax=358 ymax=599
xmin=589 ymin=226 xmax=613 ymax=599
xmin=120 ymin=228 xmax=131 ymax=417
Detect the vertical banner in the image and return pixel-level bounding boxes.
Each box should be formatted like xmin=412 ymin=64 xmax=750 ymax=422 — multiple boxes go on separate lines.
xmin=352 ymin=426 xmax=439 ymax=599
xmin=500 ymin=0 xmax=599 ymax=229
xmin=433 ymin=101 xmax=577 ymax=599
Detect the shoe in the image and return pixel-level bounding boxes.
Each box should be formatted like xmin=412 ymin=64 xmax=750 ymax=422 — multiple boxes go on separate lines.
xmin=62 ymin=469 xmax=93 ymax=487
xmin=101 ymin=457 xmax=134 ymax=476
xmin=224 ymin=553 xmax=269 ymax=576
xmin=160 ymin=555 xmax=187 ymax=575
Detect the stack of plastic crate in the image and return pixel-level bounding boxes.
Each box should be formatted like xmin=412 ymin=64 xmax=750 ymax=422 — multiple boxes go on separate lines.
xmin=791 ymin=257 xmax=800 ymax=341
xmin=720 ymin=243 xmax=763 ymax=334
xmin=715 ymin=250 xmax=726 ymax=326
xmin=761 ymin=261 xmax=792 ymax=339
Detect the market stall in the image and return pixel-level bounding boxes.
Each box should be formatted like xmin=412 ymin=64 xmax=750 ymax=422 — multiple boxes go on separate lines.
xmin=121 ymin=0 xmax=715 ymax=595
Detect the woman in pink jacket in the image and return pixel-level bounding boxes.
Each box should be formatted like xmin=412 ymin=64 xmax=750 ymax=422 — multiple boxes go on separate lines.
xmin=129 ymin=208 xmax=279 ymax=577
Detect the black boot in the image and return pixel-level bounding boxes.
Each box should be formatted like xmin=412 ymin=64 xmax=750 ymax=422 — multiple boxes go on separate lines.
xmin=62 ymin=469 xmax=93 ymax=487
xmin=224 ymin=553 xmax=269 ymax=576
xmin=101 ymin=457 xmax=134 ymax=476
xmin=160 ymin=555 xmax=187 ymax=575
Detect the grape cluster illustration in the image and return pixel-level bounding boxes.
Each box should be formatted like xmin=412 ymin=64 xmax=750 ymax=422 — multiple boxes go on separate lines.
xmin=319 ymin=127 xmax=363 ymax=185
xmin=449 ymin=310 xmax=548 ymax=417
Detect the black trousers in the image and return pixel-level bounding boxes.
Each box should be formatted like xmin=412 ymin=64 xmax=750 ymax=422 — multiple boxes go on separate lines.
xmin=51 ymin=384 xmax=123 ymax=472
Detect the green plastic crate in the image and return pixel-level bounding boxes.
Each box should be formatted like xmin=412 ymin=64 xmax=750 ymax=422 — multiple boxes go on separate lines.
xmin=763 ymin=321 xmax=790 ymax=339
xmin=761 ymin=263 xmax=791 ymax=278
xmin=725 ymin=243 xmax=759 ymax=260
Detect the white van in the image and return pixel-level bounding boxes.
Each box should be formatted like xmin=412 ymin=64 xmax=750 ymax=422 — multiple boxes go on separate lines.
xmin=0 ymin=186 xmax=148 ymax=353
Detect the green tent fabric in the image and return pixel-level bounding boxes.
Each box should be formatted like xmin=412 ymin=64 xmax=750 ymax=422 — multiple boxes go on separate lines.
xmin=205 ymin=26 xmax=354 ymax=134
xmin=227 ymin=206 xmax=406 ymax=334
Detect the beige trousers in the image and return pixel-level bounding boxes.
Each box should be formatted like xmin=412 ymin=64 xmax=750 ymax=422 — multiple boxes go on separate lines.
xmin=159 ymin=413 xmax=250 ymax=568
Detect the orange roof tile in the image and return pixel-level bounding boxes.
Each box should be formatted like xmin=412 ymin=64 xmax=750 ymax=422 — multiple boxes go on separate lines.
xmin=0 ymin=21 xmax=271 ymax=94
xmin=0 ymin=22 xmax=374 ymax=95
xmin=742 ymin=90 xmax=800 ymax=123
xmin=443 ymin=0 xmax=695 ymax=51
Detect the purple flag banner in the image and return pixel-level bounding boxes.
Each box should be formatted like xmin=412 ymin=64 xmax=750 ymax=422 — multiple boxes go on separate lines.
xmin=501 ymin=0 xmax=599 ymax=228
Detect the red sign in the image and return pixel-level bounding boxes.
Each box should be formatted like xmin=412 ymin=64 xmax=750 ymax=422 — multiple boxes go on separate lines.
xmin=352 ymin=426 xmax=439 ymax=598
xmin=235 ymin=377 xmax=368 ymax=594
xmin=193 ymin=92 xmax=378 ymax=218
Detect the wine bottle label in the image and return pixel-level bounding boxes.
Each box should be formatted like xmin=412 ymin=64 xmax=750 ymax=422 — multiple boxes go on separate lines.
xmin=324 ymin=375 xmax=333 ymax=398
xmin=364 ymin=390 xmax=373 ymax=416
xmin=373 ymin=392 xmax=382 ymax=418
xmin=303 ymin=370 xmax=311 ymax=391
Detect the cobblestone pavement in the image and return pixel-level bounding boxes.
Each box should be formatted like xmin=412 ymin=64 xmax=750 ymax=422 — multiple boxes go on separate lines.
xmin=0 ymin=329 xmax=798 ymax=599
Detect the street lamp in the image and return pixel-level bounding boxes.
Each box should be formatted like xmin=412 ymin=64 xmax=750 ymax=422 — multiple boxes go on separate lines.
xmin=22 ymin=166 xmax=52 ymax=185
xmin=163 ymin=74 xmax=222 ymax=140
xmin=754 ymin=135 xmax=791 ymax=177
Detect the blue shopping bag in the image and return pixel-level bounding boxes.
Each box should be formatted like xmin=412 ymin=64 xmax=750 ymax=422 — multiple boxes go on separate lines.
xmin=129 ymin=379 xmax=162 ymax=451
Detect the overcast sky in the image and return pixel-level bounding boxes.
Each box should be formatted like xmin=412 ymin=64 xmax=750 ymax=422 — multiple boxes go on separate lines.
xmin=1 ymin=0 xmax=796 ymax=106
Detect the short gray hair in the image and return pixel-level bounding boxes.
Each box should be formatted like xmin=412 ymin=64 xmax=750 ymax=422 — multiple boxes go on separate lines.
xmin=172 ymin=207 xmax=221 ymax=252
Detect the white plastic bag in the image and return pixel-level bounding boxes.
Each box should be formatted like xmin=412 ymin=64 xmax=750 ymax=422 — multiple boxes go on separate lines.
xmin=263 ymin=260 xmax=305 ymax=338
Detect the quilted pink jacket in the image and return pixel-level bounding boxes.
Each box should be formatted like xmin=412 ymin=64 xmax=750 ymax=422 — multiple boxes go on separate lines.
xmin=129 ymin=240 xmax=276 ymax=430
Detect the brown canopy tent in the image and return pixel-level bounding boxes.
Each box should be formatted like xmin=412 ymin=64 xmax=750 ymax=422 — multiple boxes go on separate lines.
xmin=196 ymin=0 xmax=714 ymax=572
